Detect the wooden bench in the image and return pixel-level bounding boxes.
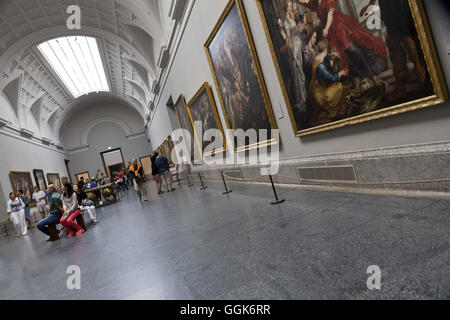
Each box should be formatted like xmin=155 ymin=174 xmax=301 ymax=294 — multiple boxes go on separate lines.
xmin=48 ymin=222 xmax=60 ymax=241
xmin=76 ymin=214 xmax=87 ymax=232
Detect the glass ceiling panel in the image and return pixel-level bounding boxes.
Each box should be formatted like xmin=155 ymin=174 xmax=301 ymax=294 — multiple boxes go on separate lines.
xmin=38 ymin=36 xmax=110 ymax=98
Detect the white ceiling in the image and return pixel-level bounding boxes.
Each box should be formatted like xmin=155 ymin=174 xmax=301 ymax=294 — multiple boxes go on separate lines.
xmin=0 ymin=0 xmax=184 ymax=146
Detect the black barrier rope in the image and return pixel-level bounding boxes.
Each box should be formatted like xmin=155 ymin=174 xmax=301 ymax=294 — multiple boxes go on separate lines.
xmin=199 ymin=173 xmax=208 ymax=190
xmin=269 ymin=175 xmax=285 ymax=205
xmin=221 ymin=171 xmax=232 ymax=195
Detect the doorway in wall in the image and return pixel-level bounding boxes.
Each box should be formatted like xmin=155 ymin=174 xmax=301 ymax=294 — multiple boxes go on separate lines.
xmin=100 ymin=148 xmax=126 ymax=177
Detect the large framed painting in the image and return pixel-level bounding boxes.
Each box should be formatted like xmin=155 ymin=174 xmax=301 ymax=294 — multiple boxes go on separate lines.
xmin=163 ymin=138 xmax=175 ymax=167
xmin=204 ymin=0 xmax=279 ymax=152
xmin=10 ymin=171 xmax=34 ymax=201
xmin=33 ymin=169 xmax=47 ymax=192
xmin=46 ymin=173 xmax=62 ymax=191
xmin=187 ymin=82 xmax=226 ymax=157
xmin=174 ymin=94 xmax=197 ymax=162
xmin=75 ymin=171 xmax=90 ymax=183
xmin=256 ymin=0 xmax=448 ymax=136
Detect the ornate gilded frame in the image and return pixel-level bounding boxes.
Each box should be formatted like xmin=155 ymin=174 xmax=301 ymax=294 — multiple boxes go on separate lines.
xmin=204 ymin=0 xmax=280 ymax=152
xmin=255 ymin=0 xmax=448 ymax=136
xmin=186 ymin=82 xmax=227 ymax=157
xmin=9 ymin=171 xmax=34 ymax=201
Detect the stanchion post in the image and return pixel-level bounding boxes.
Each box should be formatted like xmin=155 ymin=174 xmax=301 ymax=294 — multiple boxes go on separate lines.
xmin=4 ymin=222 xmax=9 ymax=237
xmin=186 ymin=172 xmax=193 ymax=187
xmin=269 ymin=175 xmax=285 ymax=205
xmin=221 ymin=171 xmax=232 ymax=195
xmin=199 ymin=173 xmax=208 ymax=190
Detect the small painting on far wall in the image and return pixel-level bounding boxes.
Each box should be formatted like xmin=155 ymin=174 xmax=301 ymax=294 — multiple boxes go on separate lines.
xmin=46 ymin=173 xmax=62 ymax=192
xmin=10 ymin=171 xmax=34 ymax=201
xmin=33 ymin=169 xmax=47 ymax=192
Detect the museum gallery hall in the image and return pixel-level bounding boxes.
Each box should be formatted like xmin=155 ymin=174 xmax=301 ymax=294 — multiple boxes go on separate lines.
xmin=0 ymin=0 xmax=449 ymax=301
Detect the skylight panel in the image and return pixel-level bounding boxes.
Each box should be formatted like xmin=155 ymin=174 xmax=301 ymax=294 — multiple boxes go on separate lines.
xmin=38 ymin=36 xmax=110 ymax=98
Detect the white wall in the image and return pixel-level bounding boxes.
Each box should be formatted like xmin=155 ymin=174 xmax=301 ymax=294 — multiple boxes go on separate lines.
xmin=62 ymin=101 xmax=145 ymax=150
xmin=148 ymin=0 xmax=450 ymax=160
xmin=0 ymin=132 xmax=68 ymax=220
xmin=68 ymin=122 xmax=152 ymax=182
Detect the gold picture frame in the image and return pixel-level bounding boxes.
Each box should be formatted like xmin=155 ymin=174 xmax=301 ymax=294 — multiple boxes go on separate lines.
xmin=204 ymin=0 xmax=279 ymax=152
xmin=9 ymin=171 xmax=34 ymax=201
xmin=256 ymin=0 xmax=448 ymax=136
xmin=46 ymin=173 xmax=61 ymax=191
xmin=163 ymin=137 xmax=175 ymax=167
xmin=186 ymin=82 xmax=227 ymax=157
xmin=174 ymin=94 xmax=196 ymax=162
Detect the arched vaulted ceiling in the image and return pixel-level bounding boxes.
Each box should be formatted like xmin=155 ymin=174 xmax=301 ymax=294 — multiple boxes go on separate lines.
xmin=0 ymin=0 xmax=178 ymax=146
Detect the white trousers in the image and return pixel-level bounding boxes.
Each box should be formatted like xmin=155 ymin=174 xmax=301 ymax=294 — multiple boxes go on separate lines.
xmin=81 ymin=206 xmax=97 ymax=221
xmin=11 ymin=209 xmax=27 ymax=236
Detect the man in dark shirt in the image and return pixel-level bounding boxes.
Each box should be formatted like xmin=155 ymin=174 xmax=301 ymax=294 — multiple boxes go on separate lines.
xmin=36 ymin=185 xmax=64 ymax=241
xmin=78 ymin=177 xmax=85 ymax=190
xmin=128 ymin=158 xmax=148 ymax=202
xmin=155 ymin=154 xmax=175 ymax=192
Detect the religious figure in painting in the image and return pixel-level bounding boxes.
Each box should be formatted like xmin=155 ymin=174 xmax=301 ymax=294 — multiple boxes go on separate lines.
xmin=299 ymin=0 xmax=388 ymax=87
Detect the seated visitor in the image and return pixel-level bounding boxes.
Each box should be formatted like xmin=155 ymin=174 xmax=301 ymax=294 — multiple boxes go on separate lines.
xmin=78 ymin=177 xmax=85 ymax=190
xmin=90 ymin=179 xmax=98 ymax=188
xmin=155 ymin=153 xmax=175 ymax=192
xmin=73 ymin=184 xmax=98 ymax=225
xmin=17 ymin=190 xmax=34 ymax=229
xmin=60 ymin=182 xmax=84 ymax=238
xmin=151 ymin=153 xmax=163 ymax=195
xmin=32 ymin=186 xmax=48 ymax=218
xmin=37 ymin=185 xmax=64 ymax=241
xmin=7 ymin=192 xmax=28 ymax=237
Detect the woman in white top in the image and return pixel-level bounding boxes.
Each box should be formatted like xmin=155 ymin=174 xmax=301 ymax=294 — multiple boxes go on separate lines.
xmin=60 ymin=182 xmax=84 ymax=238
xmin=7 ymin=192 xmax=28 ymax=237
xmin=32 ymin=186 xmax=48 ymax=218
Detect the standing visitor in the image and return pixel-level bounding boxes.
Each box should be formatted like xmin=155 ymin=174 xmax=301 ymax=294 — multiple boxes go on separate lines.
xmin=155 ymin=154 xmax=175 ymax=192
xmin=36 ymin=185 xmax=63 ymax=241
xmin=128 ymin=158 xmax=148 ymax=202
xmin=151 ymin=153 xmax=163 ymax=194
xmin=17 ymin=190 xmax=34 ymax=229
xmin=7 ymin=192 xmax=28 ymax=237
xmin=33 ymin=186 xmax=48 ymax=218
xmin=60 ymin=182 xmax=84 ymax=238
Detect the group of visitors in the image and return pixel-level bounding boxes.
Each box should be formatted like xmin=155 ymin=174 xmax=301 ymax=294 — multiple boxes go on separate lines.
xmin=127 ymin=152 xmax=175 ymax=202
xmin=6 ymin=181 xmax=99 ymax=240
xmin=6 ymin=152 xmax=176 ymax=239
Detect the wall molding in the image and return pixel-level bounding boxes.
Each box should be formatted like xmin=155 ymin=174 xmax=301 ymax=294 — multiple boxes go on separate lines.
xmin=0 ymin=126 xmax=67 ymax=155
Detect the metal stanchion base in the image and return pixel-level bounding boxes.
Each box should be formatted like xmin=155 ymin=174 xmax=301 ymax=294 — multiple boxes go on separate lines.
xmin=222 ymin=190 xmax=232 ymax=195
xmin=271 ymin=199 xmax=286 ymax=205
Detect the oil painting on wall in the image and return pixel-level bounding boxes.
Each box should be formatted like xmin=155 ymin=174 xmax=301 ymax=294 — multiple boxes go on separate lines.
xmin=205 ymin=0 xmax=279 ymax=151
xmin=187 ymin=82 xmax=226 ymax=156
xmin=256 ymin=0 xmax=447 ymax=136
xmin=10 ymin=171 xmax=34 ymax=201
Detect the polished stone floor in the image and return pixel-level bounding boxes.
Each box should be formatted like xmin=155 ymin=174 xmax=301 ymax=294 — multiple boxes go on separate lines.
xmin=1 ymin=179 xmax=450 ymax=300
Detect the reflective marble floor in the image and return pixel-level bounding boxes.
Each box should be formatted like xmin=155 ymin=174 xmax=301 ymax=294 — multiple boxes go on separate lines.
xmin=1 ymin=180 xmax=450 ymax=300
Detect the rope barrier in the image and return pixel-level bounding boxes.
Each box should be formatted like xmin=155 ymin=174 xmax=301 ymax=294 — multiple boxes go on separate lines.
xmin=188 ymin=168 xmax=450 ymax=206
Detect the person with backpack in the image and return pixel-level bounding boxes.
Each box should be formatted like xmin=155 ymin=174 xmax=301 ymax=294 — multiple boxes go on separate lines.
xmin=128 ymin=158 xmax=148 ymax=202
xmin=155 ymin=153 xmax=175 ymax=193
